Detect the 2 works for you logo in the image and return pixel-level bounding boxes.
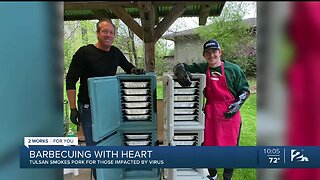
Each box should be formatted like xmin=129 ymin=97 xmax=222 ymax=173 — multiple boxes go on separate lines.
xmin=290 ymin=149 xmax=309 ymax=162
xmin=24 ymin=137 xmax=78 ymax=147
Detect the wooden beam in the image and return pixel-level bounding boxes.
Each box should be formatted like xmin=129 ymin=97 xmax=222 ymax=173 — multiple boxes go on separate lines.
xmin=145 ymin=42 xmax=155 ymax=72
xmin=64 ymin=1 xmax=224 ymax=10
xmin=154 ymin=3 xmax=187 ymax=42
xmin=108 ymin=6 xmax=144 ymax=41
xmin=153 ymin=1 xmax=225 ymax=6
xmin=64 ymin=2 xmax=137 ymax=10
xmin=64 ymin=1 xmax=226 ymax=21
xmin=154 ymin=5 xmax=159 ymax=25
xmin=137 ymin=2 xmax=148 ymax=28
xmin=92 ymin=10 xmax=111 ymax=19
xmin=199 ymin=4 xmax=211 ymax=26
xmin=137 ymin=2 xmax=156 ymax=72
xmin=138 ymin=2 xmax=155 ymax=42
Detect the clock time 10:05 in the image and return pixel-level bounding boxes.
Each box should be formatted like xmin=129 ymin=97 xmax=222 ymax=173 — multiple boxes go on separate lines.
xmin=264 ymin=148 xmax=281 ymax=164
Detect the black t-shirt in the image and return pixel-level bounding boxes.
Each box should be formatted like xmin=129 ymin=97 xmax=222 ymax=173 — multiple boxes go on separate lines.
xmin=66 ymin=44 xmax=135 ymax=103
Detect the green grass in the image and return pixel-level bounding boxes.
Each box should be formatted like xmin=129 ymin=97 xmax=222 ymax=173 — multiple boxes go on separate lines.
xmin=155 ymin=78 xmax=256 ymax=179
xmin=156 ymin=81 xmax=163 ymax=100
xmin=229 ymin=94 xmax=256 ymax=180
xmin=216 ymin=78 xmax=257 ymax=180
xmin=63 ymin=82 xmax=80 ymax=134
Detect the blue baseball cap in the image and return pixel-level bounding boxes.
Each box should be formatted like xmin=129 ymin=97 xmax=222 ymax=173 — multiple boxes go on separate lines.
xmin=203 ymin=39 xmax=220 ymax=51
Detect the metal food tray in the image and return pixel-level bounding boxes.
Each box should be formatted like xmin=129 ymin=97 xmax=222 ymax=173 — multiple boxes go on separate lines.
xmin=123 ymin=102 xmax=150 ymax=108
xmin=123 ymin=96 xmax=149 ymax=102
xmin=123 ymin=89 xmax=149 ymax=95
xmin=173 ymin=141 xmax=195 ymax=146
xmin=122 ymin=82 xmax=149 ymax=88
xmin=125 ymin=134 xmax=150 ymax=140
xmin=174 ymin=81 xmax=197 ymax=88
xmin=124 ymin=109 xmax=149 ymax=115
xmin=174 ymin=88 xmax=198 ymax=95
xmin=125 ymin=115 xmax=150 ymax=121
xmin=174 ymin=102 xmax=196 ymax=108
xmin=174 ymin=108 xmax=196 ymax=115
xmin=125 ymin=141 xmax=151 ymax=146
xmin=174 ymin=115 xmax=196 ymax=121
xmin=174 ymin=95 xmax=197 ymax=101
xmin=173 ymin=135 xmax=196 ymax=141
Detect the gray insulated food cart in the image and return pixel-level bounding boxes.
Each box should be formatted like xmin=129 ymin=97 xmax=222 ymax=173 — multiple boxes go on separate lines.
xmin=88 ymin=72 xmax=160 ymax=180
xmin=162 ymin=73 xmax=207 ymax=180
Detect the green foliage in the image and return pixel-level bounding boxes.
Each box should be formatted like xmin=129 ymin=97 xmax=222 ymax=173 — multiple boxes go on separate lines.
xmin=64 ymin=20 xmax=97 ymax=74
xmin=134 ymin=41 xmax=146 ymax=69
xmin=155 ymin=40 xmax=170 ymax=76
xmin=216 ymin=93 xmax=256 ymax=180
xmin=64 ymin=19 xmax=171 ymax=77
xmin=196 ymin=2 xmax=256 ymax=77
xmin=79 ymin=20 xmax=97 ymax=44
xmin=156 ymin=81 xmax=163 ymax=100
xmin=64 ymin=20 xmax=136 ymax=72
xmin=279 ymin=32 xmax=295 ymax=72
xmin=113 ymin=19 xmax=130 ymax=52
xmin=134 ymin=40 xmax=170 ymax=76
xmin=234 ymin=79 xmax=256 ymax=180
xmin=64 ymin=40 xmax=73 ymax=74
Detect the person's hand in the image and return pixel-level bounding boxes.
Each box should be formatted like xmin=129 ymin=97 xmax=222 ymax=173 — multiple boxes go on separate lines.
xmin=224 ymin=102 xmax=241 ymax=119
xmin=70 ymin=108 xmax=81 ymax=125
xmin=173 ymin=63 xmax=192 ymax=87
xmin=131 ymin=67 xmax=146 ymax=75
xmin=224 ymin=91 xmax=250 ymax=119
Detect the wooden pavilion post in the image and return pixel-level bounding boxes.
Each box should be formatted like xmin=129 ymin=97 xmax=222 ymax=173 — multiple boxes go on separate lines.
xmin=110 ymin=2 xmax=187 ymax=72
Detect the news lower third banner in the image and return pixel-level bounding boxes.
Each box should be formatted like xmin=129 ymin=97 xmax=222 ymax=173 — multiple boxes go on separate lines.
xmin=20 ymin=144 xmax=320 ymax=168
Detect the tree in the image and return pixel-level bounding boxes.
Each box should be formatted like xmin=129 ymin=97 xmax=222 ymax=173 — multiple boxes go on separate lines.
xmin=64 ymin=21 xmax=79 ymax=75
xmin=128 ymin=27 xmax=138 ymax=65
xmin=64 ymin=18 xmax=171 ymax=76
xmin=197 ymin=2 xmax=256 ymax=76
xmin=64 ymin=20 xmax=97 ymax=75
xmin=155 ymin=39 xmax=171 ymax=76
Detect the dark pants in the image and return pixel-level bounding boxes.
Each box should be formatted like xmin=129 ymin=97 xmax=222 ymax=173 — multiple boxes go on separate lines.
xmin=207 ymin=123 xmax=242 ymax=180
xmin=208 ymin=168 xmax=234 ymax=180
xmin=78 ymin=102 xmax=97 ymax=179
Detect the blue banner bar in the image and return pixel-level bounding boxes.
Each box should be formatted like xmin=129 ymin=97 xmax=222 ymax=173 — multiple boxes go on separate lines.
xmin=20 ymin=146 xmax=320 ymax=168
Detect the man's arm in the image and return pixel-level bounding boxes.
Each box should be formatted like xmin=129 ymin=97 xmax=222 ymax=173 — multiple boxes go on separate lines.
xmin=224 ymin=64 xmax=250 ymax=119
xmin=67 ymin=89 xmax=77 ymax=109
xmin=115 ymin=47 xmax=145 ymax=74
xmin=66 ymin=89 xmax=80 ymax=125
xmin=66 ymin=47 xmax=85 ymax=126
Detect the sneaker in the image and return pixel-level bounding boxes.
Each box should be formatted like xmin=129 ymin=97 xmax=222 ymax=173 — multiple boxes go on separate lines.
xmin=206 ymin=174 xmax=218 ymax=180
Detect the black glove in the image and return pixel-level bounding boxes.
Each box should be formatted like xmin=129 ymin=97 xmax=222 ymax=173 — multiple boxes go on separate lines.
xmin=70 ymin=108 xmax=81 ymax=125
xmin=131 ymin=67 xmax=146 ymax=75
xmin=173 ymin=63 xmax=192 ymax=87
xmin=224 ymin=91 xmax=250 ymax=119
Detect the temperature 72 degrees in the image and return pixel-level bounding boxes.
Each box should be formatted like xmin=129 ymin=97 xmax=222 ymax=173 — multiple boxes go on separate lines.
xmin=269 ymin=157 xmax=280 ymax=164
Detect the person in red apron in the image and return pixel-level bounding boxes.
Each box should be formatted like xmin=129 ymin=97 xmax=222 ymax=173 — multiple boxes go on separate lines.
xmin=174 ymin=39 xmax=250 ymax=180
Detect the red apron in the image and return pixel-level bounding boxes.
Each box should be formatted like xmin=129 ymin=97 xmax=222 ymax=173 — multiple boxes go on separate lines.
xmin=203 ymin=62 xmax=241 ymax=146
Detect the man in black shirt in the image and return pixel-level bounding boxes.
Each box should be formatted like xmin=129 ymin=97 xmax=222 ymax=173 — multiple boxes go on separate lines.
xmin=66 ymin=18 xmax=145 ymax=179
xmin=66 ymin=18 xmax=144 ymax=145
